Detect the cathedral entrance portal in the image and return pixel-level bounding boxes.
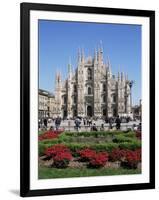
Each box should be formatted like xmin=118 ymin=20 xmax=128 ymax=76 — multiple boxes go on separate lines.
xmin=103 ymin=108 xmax=107 ymax=116
xmin=63 ymin=110 xmax=67 ymax=119
xmin=87 ymin=106 xmax=93 ymax=117
xmin=73 ymin=109 xmax=77 ymax=118
xmin=113 ymin=108 xmax=117 ymax=117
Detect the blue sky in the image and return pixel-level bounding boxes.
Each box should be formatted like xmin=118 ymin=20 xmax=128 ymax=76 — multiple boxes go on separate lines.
xmin=39 ymin=20 xmax=141 ymax=106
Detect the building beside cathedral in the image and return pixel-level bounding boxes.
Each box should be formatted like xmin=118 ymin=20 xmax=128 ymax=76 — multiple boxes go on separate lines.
xmin=49 ymin=45 xmax=133 ymax=119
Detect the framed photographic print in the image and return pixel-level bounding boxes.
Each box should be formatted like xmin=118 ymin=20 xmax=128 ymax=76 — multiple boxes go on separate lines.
xmin=20 ymin=2 xmax=155 ymax=197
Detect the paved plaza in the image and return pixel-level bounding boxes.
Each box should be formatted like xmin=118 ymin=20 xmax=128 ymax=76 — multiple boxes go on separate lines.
xmin=40 ymin=119 xmax=140 ymax=132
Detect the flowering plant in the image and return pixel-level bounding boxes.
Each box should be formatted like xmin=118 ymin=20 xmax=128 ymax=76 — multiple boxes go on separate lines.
xmin=77 ymin=148 xmax=108 ymax=167
xmin=89 ymin=152 xmax=109 ymax=168
xmin=45 ymin=144 xmax=72 ymax=168
xmin=77 ymin=148 xmax=96 ymax=161
xmin=109 ymin=148 xmax=127 ymax=162
xmin=122 ymin=149 xmax=141 ymax=169
xmin=38 ymin=130 xmax=58 ymax=141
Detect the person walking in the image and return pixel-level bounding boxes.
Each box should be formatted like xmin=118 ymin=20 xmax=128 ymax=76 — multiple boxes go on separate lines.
xmin=92 ymin=123 xmax=98 ymax=131
xmin=115 ymin=115 xmax=121 ymax=130
xmin=55 ymin=116 xmax=61 ymax=131
xmin=74 ymin=117 xmax=81 ymax=131
xmin=43 ymin=118 xmax=48 ymax=130
xmin=109 ymin=117 xmax=113 ymax=130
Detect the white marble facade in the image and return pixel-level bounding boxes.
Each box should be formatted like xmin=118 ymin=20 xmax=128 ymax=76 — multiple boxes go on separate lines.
xmin=54 ymin=46 xmax=132 ymax=118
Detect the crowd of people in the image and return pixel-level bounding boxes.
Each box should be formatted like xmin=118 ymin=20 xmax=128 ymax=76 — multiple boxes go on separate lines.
xmin=39 ymin=115 xmax=141 ymax=132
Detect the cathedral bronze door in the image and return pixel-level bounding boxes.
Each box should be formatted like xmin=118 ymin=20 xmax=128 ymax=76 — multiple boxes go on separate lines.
xmin=87 ymin=105 xmax=93 ymax=117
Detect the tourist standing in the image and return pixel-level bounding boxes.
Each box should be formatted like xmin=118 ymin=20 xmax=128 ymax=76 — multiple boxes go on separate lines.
xmin=115 ymin=115 xmax=121 ymax=130
xmin=109 ymin=117 xmax=113 ymax=129
xmin=55 ymin=116 xmax=61 ymax=131
xmin=92 ymin=123 xmax=98 ymax=131
xmin=74 ymin=117 xmax=81 ymax=131
xmin=43 ymin=118 xmax=47 ymax=130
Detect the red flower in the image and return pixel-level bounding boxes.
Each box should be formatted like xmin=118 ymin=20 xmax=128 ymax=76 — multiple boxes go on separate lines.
xmin=109 ymin=149 xmax=127 ymax=162
xmin=45 ymin=144 xmax=72 ymax=168
xmin=89 ymin=152 xmax=109 ymax=167
xmin=45 ymin=144 xmax=70 ymax=157
xmin=54 ymin=151 xmax=72 ymax=162
xmin=78 ymin=148 xmax=96 ymax=161
xmin=122 ymin=149 xmax=141 ymax=168
xmin=38 ymin=130 xmax=59 ymax=141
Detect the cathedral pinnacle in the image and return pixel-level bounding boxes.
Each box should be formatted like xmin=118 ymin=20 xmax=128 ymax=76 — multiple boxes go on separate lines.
xmin=78 ymin=48 xmax=81 ymax=63
xmin=81 ymin=47 xmax=85 ymax=62
xmin=68 ymin=57 xmax=72 ymax=73
xmin=94 ymin=48 xmax=97 ymax=63
xmin=100 ymin=40 xmax=103 ymax=53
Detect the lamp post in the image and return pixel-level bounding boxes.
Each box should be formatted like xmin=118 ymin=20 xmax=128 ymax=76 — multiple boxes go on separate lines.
xmin=128 ymin=80 xmax=134 ymax=113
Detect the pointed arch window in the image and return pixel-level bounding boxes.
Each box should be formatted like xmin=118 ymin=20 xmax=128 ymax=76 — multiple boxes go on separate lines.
xmin=103 ymin=95 xmax=106 ymax=102
xmin=87 ymin=68 xmax=92 ymax=80
xmin=63 ymin=96 xmax=67 ymax=104
xmin=74 ymin=85 xmax=77 ymax=93
xmin=88 ymin=87 xmax=92 ymax=95
xmin=74 ymin=96 xmax=77 ymax=103
xmin=103 ymin=83 xmax=106 ymax=92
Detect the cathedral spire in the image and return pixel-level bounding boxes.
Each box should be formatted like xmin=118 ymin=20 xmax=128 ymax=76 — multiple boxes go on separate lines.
xmin=78 ymin=47 xmax=81 ymax=64
xmin=81 ymin=47 xmax=85 ymax=63
xmin=55 ymin=71 xmax=61 ymax=85
xmin=107 ymin=56 xmax=111 ymax=74
xmin=118 ymin=72 xmax=120 ymax=81
xmin=100 ymin=40 xmax=103 ymax=53
xmin=94 ymin=48 xmax=97 ymax=63
xmin=68 ymin=57 xmax=72 ymax=73
xmin=68 ymin=57 xmax=72 ymax=81
xmin=121 ymin=72 xmax=124 ymax=81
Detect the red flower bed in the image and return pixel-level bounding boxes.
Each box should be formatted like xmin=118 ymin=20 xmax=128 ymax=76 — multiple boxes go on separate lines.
xmin=77 ymin=148 xmax=109 ymax=167
xmin=45 ymin=144 xmax=72 ymax=168
xmin=77 ymin=148 xmax=96 ymax=161
xmin=109 ymin=149 xmax=127 ymax=162
xmin=38 ymin=129 xmax=64 ymax=141
xmin=45 ymin=144 xmax=70 ymax=157
xmin=122 ymin=149 xmax=141 ymax=169
xmin=89 ymin=152 xmax=109 ymax=168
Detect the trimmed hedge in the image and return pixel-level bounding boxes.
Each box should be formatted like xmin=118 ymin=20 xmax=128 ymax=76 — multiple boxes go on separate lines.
xmin=123 ymin=132 xmax=136 ymax=138
xmin=113 ymin=135 xmax=137 ymax=143
xmin=119 ymin=141 xmax=141 ymax=150
xmin=64 ymin=142 xmax=119 ymax=153
xmin=64 ymin=131 xmax=126 ymax=138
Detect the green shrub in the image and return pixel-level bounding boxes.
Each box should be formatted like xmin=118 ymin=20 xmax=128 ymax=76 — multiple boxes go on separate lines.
xmin=123 ymin=132 xmax=136 ymax=138
xmin=113 ymin=135 xmax=137 ymax=143
xmin=64 ymin=142 xmax=119 ymax=153
xmin=64 ymin=131 xmax=120 ymax=138
xmin=39 ymin=140 xmax=60 ymax=156
xmin=119 ymin=141 xmax=141 ymax=150
xmin=41 ymin=138 xmax=60 ymax=145
xmin=91 ymin=143 xmax=119 ymax=152
xmin=39 ymin=143 xmax=48 ymax=156
xmin=58 ymin=134 xmax=74 ymax=143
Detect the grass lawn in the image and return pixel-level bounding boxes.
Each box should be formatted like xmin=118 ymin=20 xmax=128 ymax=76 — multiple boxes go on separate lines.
xmin=39 ymin=166 xmax=141 ymax=179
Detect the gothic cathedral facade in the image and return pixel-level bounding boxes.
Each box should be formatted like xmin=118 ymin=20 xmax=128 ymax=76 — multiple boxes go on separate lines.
xmin=54 ymin=46 xmax=132 ymax=118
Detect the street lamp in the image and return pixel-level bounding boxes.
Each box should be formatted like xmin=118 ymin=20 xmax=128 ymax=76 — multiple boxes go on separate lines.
xmin=128 ymin=80 xmax=134 ymax=113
